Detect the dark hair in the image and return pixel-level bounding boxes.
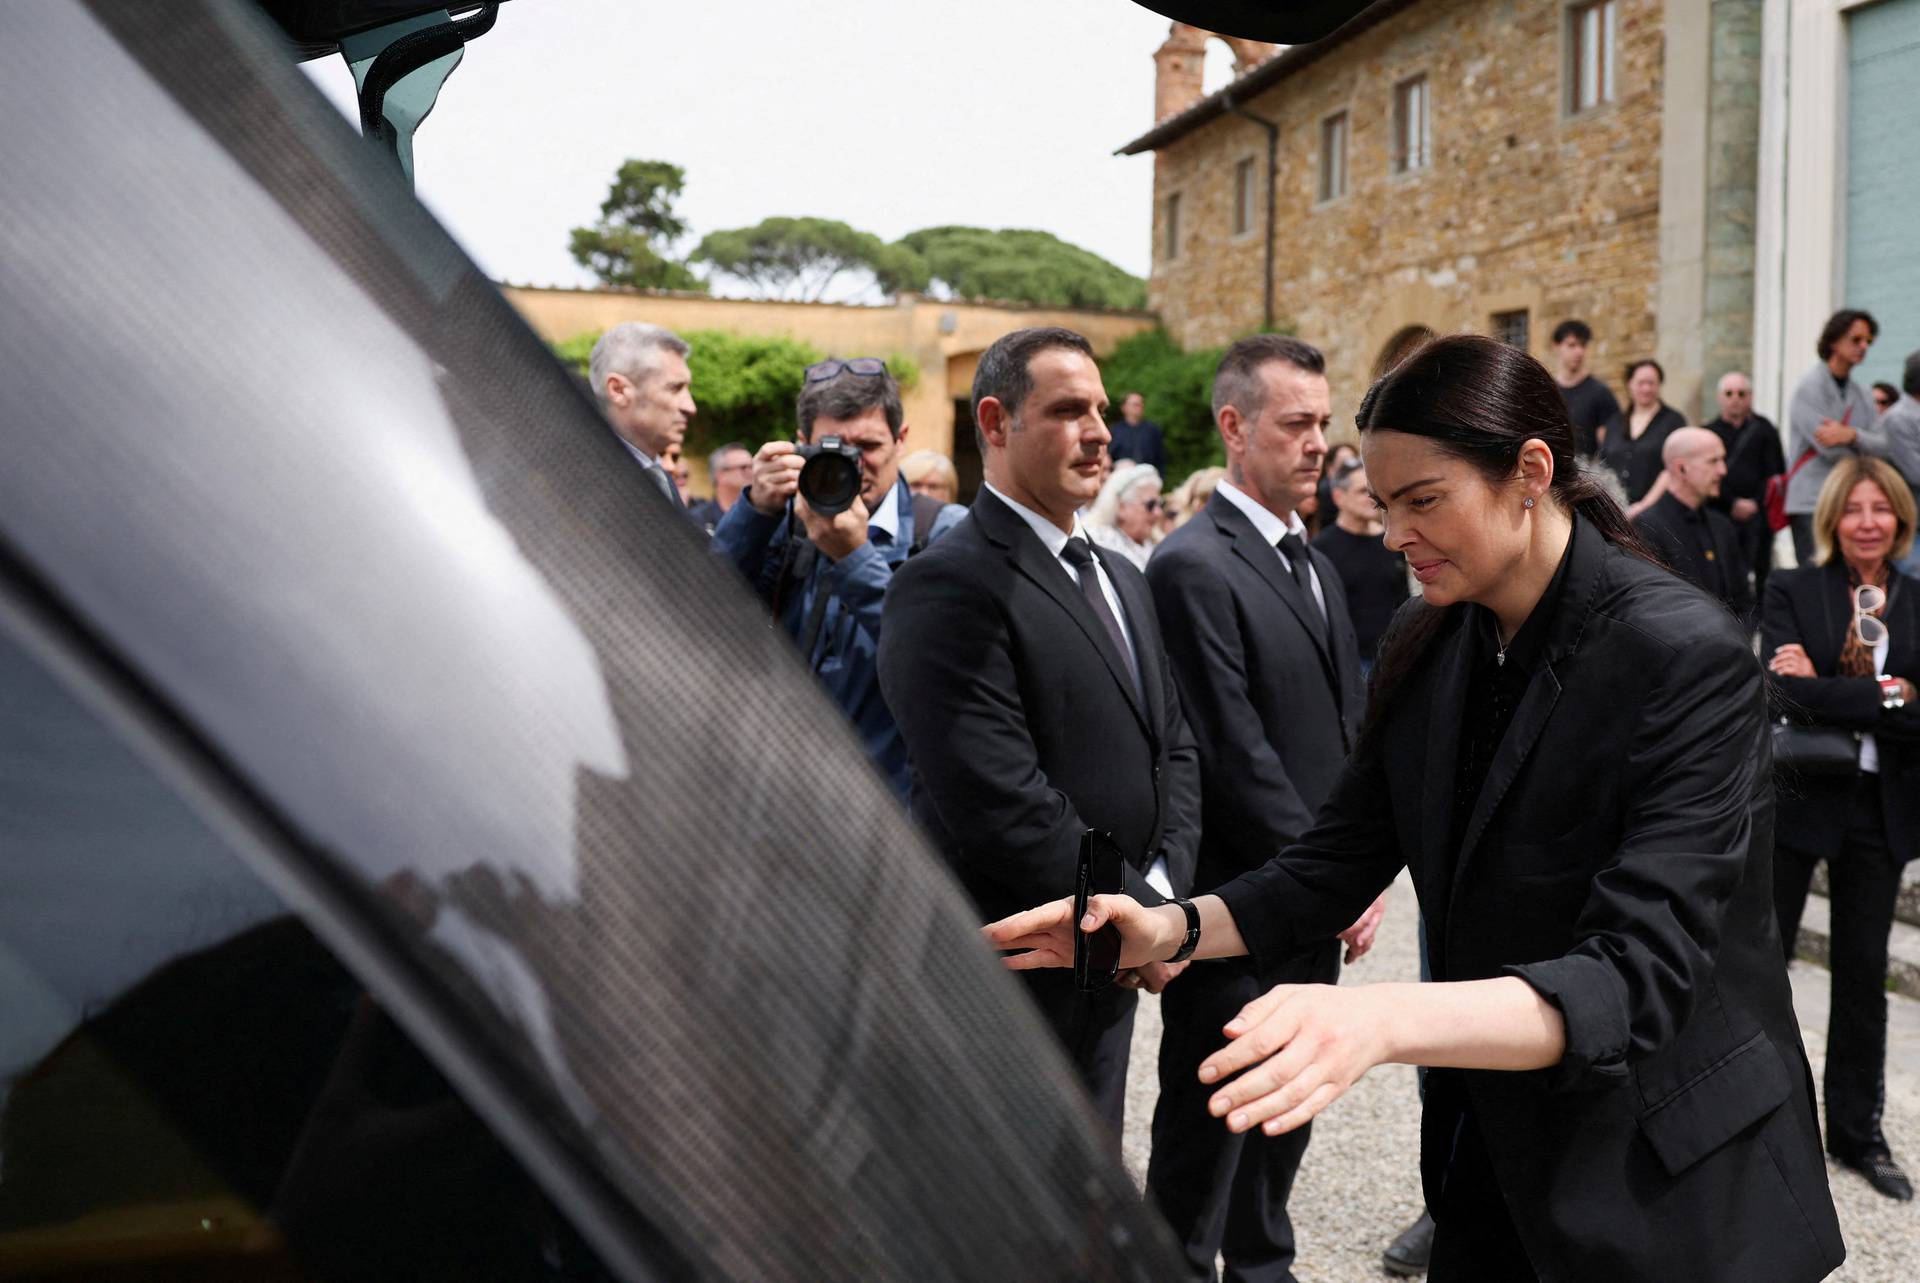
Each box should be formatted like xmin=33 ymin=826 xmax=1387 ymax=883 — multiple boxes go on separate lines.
xmin=1873 ymin=381 xmax=1900 ymax=405
xmin=1905 ymin=350 xmax=1920 ymax=399
xmin=971 ymin=327 xmax=1095 ymax=452
xmin=797 ymin=359 xmax=903 ymax=440
xmin=1623 ymin=357 xmax=1664 ymax=385
xmin=1817 ymin=309 xmax=1878 ymax=361
xmin=1354 ymin=334 xmax=1661 ymax=750
xmin=1211 ymin=334 xmax=1326 ymax=420
xmin=1551 ymin=319 xmax=1592 ymax=346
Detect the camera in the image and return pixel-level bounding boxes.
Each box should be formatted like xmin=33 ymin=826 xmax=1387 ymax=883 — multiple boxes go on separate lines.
xmin=796 ymin=436 xmax=864 ymax=517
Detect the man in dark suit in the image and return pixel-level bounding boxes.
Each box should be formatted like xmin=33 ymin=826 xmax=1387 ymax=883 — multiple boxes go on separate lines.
xmin=1145 ymin=335 xmax=1382 ymax=1283
xmin=1633 ymin=426 xmax=1754 ymax=623
xmin=587 ymin=321 xmax=696 ymax=509
xmin=1704 ymin=372 xmax=1784 ymax=603
xmin=878 ymin=327 xmax=1200 ymax=1131
xmin=1110 ymin=391 xmax=1170 ymax=475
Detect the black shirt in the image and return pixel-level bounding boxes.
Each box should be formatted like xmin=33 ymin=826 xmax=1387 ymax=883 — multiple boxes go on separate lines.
xmin=1313 ymin=523 xmax=1410 ymax=662
xmin=1705 ymin=414 xmax=1785 ymax=515
xmin=1598 ymin=403 xmax=1687 ymax=501
xmin=1452 ymin=528 xmax=1575 ymax=849
xmin=1633 ymin=492 xmax=1752 ymax=620
xmin=1558 ymin=376 xmax=1621 ymax=458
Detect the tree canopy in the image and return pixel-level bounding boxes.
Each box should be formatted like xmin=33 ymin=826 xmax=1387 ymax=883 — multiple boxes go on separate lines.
xmin=896 ymin=226 xmax=1148 ymax=310
xmin=692 ymin=217 xmax=929 ymax=302
xmin=568 ymin=160 xmax=705 ymax=292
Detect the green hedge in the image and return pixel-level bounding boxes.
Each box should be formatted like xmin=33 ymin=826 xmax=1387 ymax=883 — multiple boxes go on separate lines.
xmin=553 ymin=329 xmax=920 ymax=455
xmin=1096 ymin=329 xmax=1226 ymax=485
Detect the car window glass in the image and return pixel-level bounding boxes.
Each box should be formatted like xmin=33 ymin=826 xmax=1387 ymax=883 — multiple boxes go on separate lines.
xmin=0 ymin=622 xmax=616 ymax=1283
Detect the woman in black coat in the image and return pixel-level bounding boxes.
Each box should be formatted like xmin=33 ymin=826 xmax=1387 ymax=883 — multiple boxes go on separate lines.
xmin=988 ymin=336 xmax=1843 ymax=1281
xmin=1766 ymin=454 xmax=1920 ymax=1200
xmin=1598 ymin=357 xmax=1686 ymax=507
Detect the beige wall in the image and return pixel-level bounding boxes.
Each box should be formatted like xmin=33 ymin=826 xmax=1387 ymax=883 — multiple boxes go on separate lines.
xmin=503 ymin=287 xmax=1157 ymax=472
xmin=1147 ymin=0 xmax=1670 ymax=436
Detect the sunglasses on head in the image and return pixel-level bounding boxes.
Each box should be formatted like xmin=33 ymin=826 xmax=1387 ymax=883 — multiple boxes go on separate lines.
xmin=804 ymin=357 xmax=888 ymax=383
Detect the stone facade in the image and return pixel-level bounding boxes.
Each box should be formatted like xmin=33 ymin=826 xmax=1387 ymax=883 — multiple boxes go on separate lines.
xmin=1135 ymin=0 xmax=1737 ymax=430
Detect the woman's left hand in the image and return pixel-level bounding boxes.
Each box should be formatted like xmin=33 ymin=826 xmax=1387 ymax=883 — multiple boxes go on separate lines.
xmin=1196 ymin=984 xmax=1395 ymax=1137
xmin=1769 ymin=643 xmax=1814 ymax=678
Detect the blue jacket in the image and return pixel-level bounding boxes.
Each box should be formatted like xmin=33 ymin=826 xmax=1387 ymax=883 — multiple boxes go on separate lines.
xmin=713 ymin=475 xmax=963 ymax=800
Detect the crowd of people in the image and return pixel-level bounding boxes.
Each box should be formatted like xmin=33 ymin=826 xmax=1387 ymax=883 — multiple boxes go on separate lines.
xmin=580 ymin=307 xmax=1920 ymax=1281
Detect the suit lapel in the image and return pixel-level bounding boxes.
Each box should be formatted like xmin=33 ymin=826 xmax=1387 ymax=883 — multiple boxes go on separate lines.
xmin=1210 ymin=496 xmax=1333 ymax=667
xmin=1420 ymin=615 xmax=1471 ymax=894
xmin=1103 ymin=547 xmax=1162 ymax=736
xmin=972 ymin=492 xmax=1150 ymax=733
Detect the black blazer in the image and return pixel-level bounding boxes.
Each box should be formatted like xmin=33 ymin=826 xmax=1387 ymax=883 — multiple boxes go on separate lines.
xmin=1211 ymin=518 xmax=1842 ymax=1282
xmin=1145 ymin=491 xmax=1367 ymax=897
xmin=1763 ymin=562 xmax=1920 ymax=861
xmin=877 ymin=489 xmax=1201 ymax=925
xmin=1599 ymin=402 xmax=1686 ymax=501
xmin=1632 ymin=491 xmax=1754 ymax=622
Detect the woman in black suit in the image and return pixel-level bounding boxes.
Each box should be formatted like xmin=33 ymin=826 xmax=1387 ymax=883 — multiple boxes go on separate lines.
xmin=987 ymin=336 xmax=1843 ymax=1281
xmin=1765 ymin=454 xmax=1920 ymax=1200
xmin=1598 ymin=357 xmax=1686 ymax=509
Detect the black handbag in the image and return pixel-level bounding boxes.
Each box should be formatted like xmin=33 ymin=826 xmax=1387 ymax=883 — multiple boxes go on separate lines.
xmin=1770 ymin=719 xmax=1861 ymax=776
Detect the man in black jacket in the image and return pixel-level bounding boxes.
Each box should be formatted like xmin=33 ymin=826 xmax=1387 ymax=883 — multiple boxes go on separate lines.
xmin=1633 ymin=426 xmax=1754 ymax=624
xmin=1144 ymin=335 xmax=1381 ymax=1283
xmin=1704 ymin=371 xmax=1785 ymax=603
xmin=878 ymin=327 xmax=1200 ymax=1131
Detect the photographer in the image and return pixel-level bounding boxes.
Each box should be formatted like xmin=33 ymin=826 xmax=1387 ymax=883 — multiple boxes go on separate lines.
xmin=713 ymin=358 xmax=962 ymax=801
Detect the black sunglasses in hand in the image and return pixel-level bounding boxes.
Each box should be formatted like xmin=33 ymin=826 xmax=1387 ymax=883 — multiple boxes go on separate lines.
xmin=1074 ymin=829 xmax=1125 ymax=992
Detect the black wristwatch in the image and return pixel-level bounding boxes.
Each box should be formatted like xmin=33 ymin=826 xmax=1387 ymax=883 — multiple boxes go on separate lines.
xmin=1167 ymin=896 xmax=1201 ymax=963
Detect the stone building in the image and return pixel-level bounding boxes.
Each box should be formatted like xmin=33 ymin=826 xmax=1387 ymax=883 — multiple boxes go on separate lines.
xmin=1124 ymin=0 xmax=1771 ymax=426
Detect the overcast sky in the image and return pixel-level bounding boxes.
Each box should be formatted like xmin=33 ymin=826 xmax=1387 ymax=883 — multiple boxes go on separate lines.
xmin=302 ymin=0 xmax=1244 ymax=292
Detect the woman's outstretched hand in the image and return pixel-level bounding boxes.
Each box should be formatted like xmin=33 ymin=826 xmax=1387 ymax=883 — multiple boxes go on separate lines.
xmin=1197 ymin=984 xmax=1395 ymax=1137
xmin=981 ymin=894 xmax=1177 ymax=971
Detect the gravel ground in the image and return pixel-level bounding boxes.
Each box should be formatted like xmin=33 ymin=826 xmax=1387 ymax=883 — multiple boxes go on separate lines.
xmin=1120 ymin=870 xmax=1920 ymax=1282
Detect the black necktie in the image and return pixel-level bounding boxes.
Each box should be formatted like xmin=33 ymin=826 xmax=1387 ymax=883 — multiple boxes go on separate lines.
xmin=1061 ymin=538 xmax=1142 ymax=701
xmin=1277 ymin=532 xmax=1327 ymax=631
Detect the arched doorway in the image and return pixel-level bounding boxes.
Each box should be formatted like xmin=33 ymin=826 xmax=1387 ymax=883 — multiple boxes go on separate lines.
xmin=1374 ymin=325 xmax=1436 ymax=381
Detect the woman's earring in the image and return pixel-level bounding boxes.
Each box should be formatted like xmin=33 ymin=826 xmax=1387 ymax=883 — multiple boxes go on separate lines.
xmin=1523 ymin=497 xmax=1536 ymax=509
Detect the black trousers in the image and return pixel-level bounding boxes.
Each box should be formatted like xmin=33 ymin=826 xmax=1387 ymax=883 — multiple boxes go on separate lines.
xmin=1017 ymin=969 xmax=1138 ymax=1136
xmin=1427 ymin=1103 xmax=1537 ymax=1282
xmin=1789 ymin=514 xmax=1817 ymax=566
xmin=1147 ymin=946 xmax=1338 ymax=1283
xmin=1732 ymin=511 xmax=1776 ymax=607
xmin=1773 ymin=775 xmax=1905 ymax=1158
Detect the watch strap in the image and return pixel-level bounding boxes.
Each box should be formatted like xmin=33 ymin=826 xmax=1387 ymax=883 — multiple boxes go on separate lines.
xmin=1167 ymin=896 xmax=1201 ymax=964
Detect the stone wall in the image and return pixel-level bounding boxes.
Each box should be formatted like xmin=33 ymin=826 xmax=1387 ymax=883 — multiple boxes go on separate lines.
xmin=1145 ymin=0 xmax=1670 ymax=433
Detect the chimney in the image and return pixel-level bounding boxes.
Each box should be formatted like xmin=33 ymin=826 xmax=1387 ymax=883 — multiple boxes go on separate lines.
xmin=1153 ymin=24 xmax=1208 ymax=122
xmin=1153 ymin=24 xmax=1280 ymax=122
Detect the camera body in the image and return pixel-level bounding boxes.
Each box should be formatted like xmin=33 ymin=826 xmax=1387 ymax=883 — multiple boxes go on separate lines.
xmin=795 ymin=436 xmax=864 ymax=517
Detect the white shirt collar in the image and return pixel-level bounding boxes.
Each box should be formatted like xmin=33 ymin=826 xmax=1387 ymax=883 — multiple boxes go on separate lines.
xmin=983 ymin=481 xmax=1087 ymax=559
xmin=1215 ymin=478 xmax=1305 ymax=548
xmin=617 ymin=437 xmax=657 ymax=470
xmin=869 ymin=477 xmax=904 ymax=540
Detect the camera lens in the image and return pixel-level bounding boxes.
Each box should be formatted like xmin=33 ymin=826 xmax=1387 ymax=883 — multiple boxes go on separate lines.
xmin=797 ymin=438 xmax=864 ymax=517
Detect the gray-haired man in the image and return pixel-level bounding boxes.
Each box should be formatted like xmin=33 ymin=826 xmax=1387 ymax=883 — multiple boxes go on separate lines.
xmin=588 ymin=321 xmax=697 ymax=508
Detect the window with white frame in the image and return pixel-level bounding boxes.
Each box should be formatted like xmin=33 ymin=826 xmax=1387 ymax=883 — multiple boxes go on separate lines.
xmin=1232 ymin=158 xmax=1256 ymax=236
xmin=1318 ymin=112 xmax=1349 ymax=203
xmin=1568 ymin=0 xmax=1617 ymax=113
xmin=1392 ymin=75 xmax=1429 ymax=174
